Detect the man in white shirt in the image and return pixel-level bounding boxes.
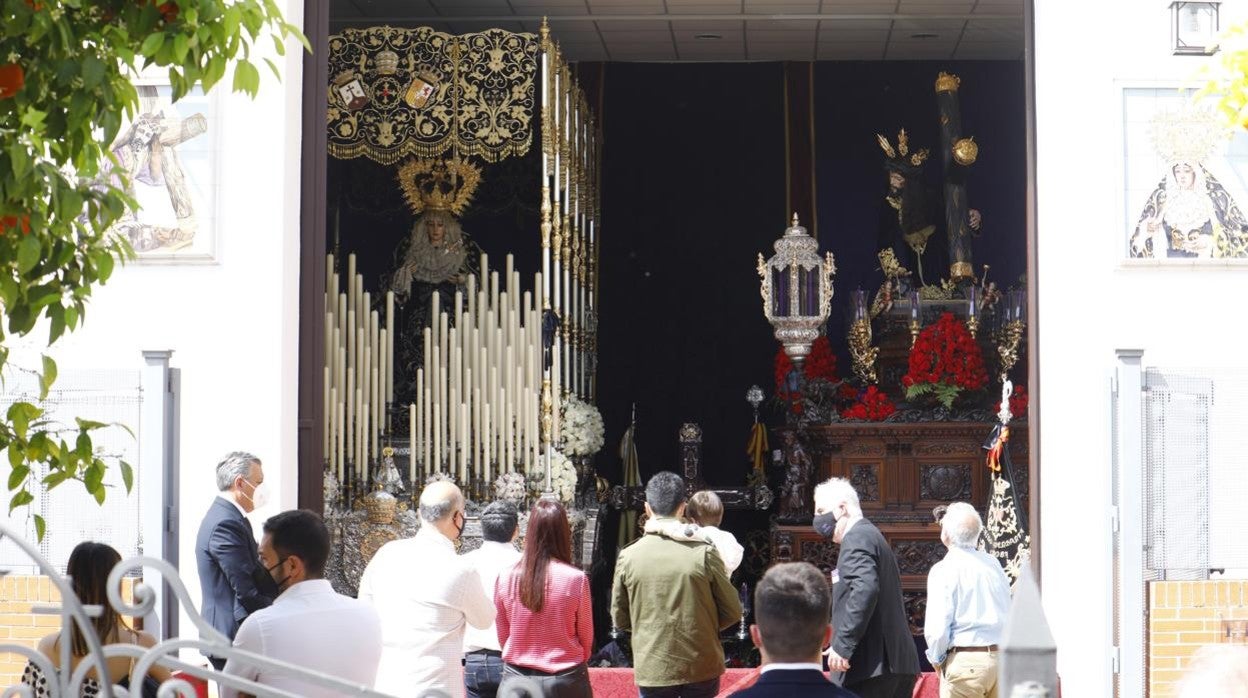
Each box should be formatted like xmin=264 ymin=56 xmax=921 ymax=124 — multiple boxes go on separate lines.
xmin=222 ymin=509 xmax=382 ymax=698
xmin=461 ymin=501 xmax=522 ymax=698
xmin=359 ymin=480 xmax=495 ymax=698
xmin=923 ymin=502 xmax=1013 ymax=698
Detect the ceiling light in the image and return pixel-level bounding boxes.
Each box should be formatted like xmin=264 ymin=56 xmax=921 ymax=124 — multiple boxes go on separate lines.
xmin=694 ymin=33 xmax=723 ymax=40
xmin=911 ymin=32 xmax=939 ymax=39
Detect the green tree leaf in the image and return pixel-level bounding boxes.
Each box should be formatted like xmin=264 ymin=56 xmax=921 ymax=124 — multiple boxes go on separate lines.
xmin=120 ymin=461 xmax=134 ymax=494
xmin=9 ymin=490 xmax=34 ymax=514
xmin=33 ymin=514 xmax=46 ymax=542
xmin=39 ymin=355 xmax=57 ymax=401
xmin=17 ymin=236 xmax=41 ymax=275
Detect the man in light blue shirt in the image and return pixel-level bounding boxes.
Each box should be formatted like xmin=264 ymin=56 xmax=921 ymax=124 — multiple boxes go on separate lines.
xmin=923 ymin=502 xmax=1012 ymax=698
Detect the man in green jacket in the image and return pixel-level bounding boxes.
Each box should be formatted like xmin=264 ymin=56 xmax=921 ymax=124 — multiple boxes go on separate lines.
xmin=611 ymin=471 xmax=743 ymax=697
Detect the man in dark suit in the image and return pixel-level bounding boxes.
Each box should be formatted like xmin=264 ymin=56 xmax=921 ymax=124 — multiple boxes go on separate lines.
xmin=731 ymin=562 xmax=858 ymax=698
xmin=195 ymin=451 xmax=277 ymax=669
xmin=813 ymin=477 xmax=919 ymax=698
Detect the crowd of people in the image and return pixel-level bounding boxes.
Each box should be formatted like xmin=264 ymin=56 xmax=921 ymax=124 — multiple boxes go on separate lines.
xmin=15 ymin=451 xmax=1243 ymax=698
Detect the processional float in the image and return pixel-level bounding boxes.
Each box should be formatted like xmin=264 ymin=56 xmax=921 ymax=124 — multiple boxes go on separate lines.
xmin=320 ymin=23 xmax=602 ymax=531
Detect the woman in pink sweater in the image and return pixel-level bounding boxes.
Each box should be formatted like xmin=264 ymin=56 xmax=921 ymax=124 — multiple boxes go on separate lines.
xmin=495 ymin=498 xmax=594 ymax=698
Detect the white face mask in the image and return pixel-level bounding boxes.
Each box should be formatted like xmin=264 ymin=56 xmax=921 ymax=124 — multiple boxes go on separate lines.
xmin=240 ymin=479 xmax=271 ymax=510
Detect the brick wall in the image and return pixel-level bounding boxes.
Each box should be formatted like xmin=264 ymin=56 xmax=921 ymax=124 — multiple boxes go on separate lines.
xmin=0 ymin=576 xmax=63 ymax=688
xmin=0 ymin=576 xmax=141 ymax=690
xmin=1149 ymin=580 xmax=1248 ymax=698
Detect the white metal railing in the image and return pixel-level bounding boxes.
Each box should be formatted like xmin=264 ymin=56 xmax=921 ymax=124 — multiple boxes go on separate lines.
xmin=0 ymin=518 xmax=543 ymax=697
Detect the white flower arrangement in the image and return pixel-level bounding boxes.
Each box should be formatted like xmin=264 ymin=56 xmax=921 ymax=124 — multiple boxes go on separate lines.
xmin=561 ymin=396 xmax=605 ymax=456
xmin=425 ymin=471 xmax=456 ymax=486
xmin=493 ymin=472 xmax=528 ymax=507
xmin=527 ymin=449 xmax=578 ymax=504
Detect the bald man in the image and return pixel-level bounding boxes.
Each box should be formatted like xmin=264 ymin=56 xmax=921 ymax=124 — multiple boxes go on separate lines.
xmin=359 ymin=482 xmax=495 ymax=698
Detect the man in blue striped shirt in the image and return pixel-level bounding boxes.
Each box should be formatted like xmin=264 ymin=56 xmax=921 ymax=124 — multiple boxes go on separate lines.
xmin=923 ymin=502 xmax=1013 ymax=698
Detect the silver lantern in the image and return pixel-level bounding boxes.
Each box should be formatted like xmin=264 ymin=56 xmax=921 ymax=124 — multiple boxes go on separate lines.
xmin=756 ymin=214 xmax=836 ymax=367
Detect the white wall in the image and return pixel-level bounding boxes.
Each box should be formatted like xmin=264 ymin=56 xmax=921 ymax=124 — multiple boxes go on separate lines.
xmin=1035 ymin=1 xmax=1248 ymax=695
xmin=16 ymin=0 xmax=307 ymax=646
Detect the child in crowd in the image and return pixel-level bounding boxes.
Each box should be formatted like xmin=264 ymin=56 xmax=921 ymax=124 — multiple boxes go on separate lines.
xmin=643 ymin=490 xmax=744 ymax=575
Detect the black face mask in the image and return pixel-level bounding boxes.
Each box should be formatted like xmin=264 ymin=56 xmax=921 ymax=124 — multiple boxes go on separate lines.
xmin=453 ymin=511 xmax=465 ymax=539
xmin=813 ymin=512 xmax=839 ymax=539
xmin=266 ymin=557 xmax=291 ymax=592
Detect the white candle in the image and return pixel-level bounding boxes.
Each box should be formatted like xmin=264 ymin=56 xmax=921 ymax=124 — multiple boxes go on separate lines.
xmin=505 ymin=255 xmax=515 ymax=306
xmin=465 ymin=368 xmax=474 ymax=480
xmin=434 ymin=344 xmax=444 ymax=466
xmin=512 ymin=270 xmax=522 ymax=319
xmin=483 ymin=407 xmax=492 ymax=476
xmin=476 ymin=386 xmax=486 ymax=484
xmin=386 ymin=291 xmax=395 ymax=402
xmin=416 ymin=368 xmax=424 ymax=466
xmin=346 ymin=372 xmax=355 ymax=470
xmin=460 ymin=401 xmax=469 ymax=483
xmin=431 ymin=292 xmax=441 ymax=353
xmin=371 ymin=366 xmax=380 ymax=457
xmin=347 ymin=253 xmax=356 ymax=311
xmin=480 ymin=253 xmax=489 ymax=287
xmin=467 ymin=275 xmax=477 ymax=334
xmin=378 ymin=328 xmax=388 ymax=418
xmin=409 ymin=404 xmax=417 ymax=483
xmin=504 ymin=399 xmax=512 ymax=474
xmin=336 ymin=400 xmax=345 ymax=482
xmin=433 ymin=402 xmax=442 ymax=473
xmin=454 ymin=290 xmax=463 ymax=326
xmin=361 ymin=402 xmax=370 ymax=476
xmin=356 ymin=387 xmax=364 ymax=476
xmin=329 ymin=386 xmax=338 ymax=475
xmin=423 ymin=387 xmax=432 ymax=474
xmin=450 ymin=385 xmax=459 ymax=476
xmin=423 ymin=327 xmax=432 ymax=396
xmin=346 ymin=309 xmax=356 ymax=376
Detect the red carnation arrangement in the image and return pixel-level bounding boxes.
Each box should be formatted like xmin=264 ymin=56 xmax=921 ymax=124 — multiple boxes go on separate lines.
xmin=840 ymin=386 xmax=896 ymax=421
xmin=993 ymin=384 xmax=1028 ymax=419
xmin=774 ymin=336 xmax=838 ymax=409
xmin=902 ymin=312 xmax=988 ymax=409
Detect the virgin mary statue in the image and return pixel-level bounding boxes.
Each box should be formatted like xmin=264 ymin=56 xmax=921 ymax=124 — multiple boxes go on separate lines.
xmin=390 ymin=157 xmax=482 ymax=410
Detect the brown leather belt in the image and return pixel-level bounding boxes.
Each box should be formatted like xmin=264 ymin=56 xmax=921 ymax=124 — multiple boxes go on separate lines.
xmin=951 ymin=645 xmax=999 ymax=653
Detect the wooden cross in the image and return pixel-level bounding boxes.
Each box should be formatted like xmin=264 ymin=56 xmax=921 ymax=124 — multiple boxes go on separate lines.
xmin=607 ymin=422 xmax=774 ymax=511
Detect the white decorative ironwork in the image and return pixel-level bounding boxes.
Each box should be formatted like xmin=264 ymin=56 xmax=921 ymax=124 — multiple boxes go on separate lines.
xmin=0 ymin=519 xmax=543 ymax=698
xmin=756 ymin=214 xmax=836 ymax=366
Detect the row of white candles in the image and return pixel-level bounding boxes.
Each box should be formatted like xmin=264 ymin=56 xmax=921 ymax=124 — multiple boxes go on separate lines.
xmin=408 ymin=252 xmax=547 ymax=485
xmin=323 ymin=253 xmax=395 ymax=483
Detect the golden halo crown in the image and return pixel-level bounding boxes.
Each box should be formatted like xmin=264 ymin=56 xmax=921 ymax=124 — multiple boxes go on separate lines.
xmin=1149 ymin=101 xmax=1228 ymax=165
xmin=877 ymin=129 xmax=930 ymax=169
xmin=397 ymin=156 xmax=483 ymax=217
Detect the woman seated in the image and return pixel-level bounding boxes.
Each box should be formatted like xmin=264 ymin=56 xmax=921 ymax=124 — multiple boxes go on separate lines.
xmin=22 ymin=541 xmax=173 ymax=697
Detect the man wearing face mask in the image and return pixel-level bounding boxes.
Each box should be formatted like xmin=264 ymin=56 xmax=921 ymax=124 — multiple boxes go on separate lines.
xmin=195 ymin=451 xmax=278 ymax=670
xmin=359 ymin=480 xmax=495 ymax=698
xmin=222 ymin=510 xmax=383 ymax=697
xmin=812 ymin=478 xmax=919 ymax=698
